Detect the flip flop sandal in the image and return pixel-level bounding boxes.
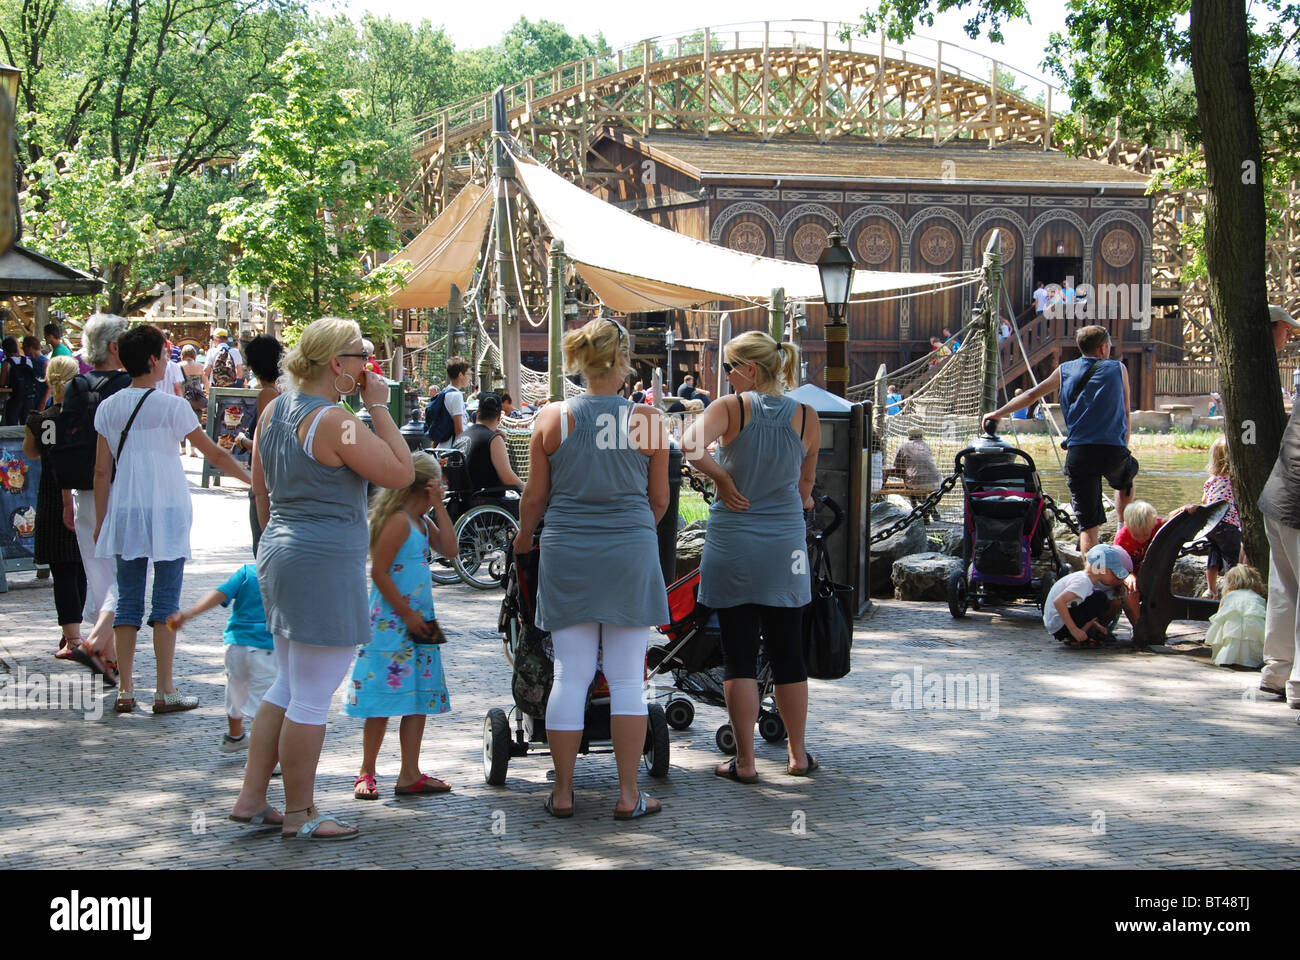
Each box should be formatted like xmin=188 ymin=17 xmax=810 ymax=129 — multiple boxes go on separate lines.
xmin=54 ymin=637 xmax=83 ymax=660
xmin=282 ymin=814 xmax=359 ymax=841
xmin=787 ymin=753 xmax=820 ymax=777
xmin=715 ymin=758 xmax=759 ymax=784
xmin=353 ymin=774 xmax=380 ymax=800
xmin=613 ymin=792 xmax=661 ymax=820
xmin=229 ymin=805 xmax=283 ymax=828
xmin=394 ymin=774 xmax=451 ymax=796
xmin=114 ymin=692 xmax=136 ymax=713
xmin=544 ymin=791 xmax=575 ymax=818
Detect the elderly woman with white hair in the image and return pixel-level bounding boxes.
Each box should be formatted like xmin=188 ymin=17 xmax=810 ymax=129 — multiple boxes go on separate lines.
xmin=52 ymin=313 xmax=132 ymax=679
xmin=230 ymin=317 xmax=415 ymax=840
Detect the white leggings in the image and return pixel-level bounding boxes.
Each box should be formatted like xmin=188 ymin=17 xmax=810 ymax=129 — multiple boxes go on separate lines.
xmin=262 ymin=633 xmax=355 ymax=726
xmin=546 ymin=622 xmax=648 ymax=732
xmin=74 ymin=489 xmax=117 ymax=620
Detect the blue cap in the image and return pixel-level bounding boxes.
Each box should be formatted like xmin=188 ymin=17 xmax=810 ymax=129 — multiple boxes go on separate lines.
xmin=1086 ymin=543 xmax=1133 ymax=576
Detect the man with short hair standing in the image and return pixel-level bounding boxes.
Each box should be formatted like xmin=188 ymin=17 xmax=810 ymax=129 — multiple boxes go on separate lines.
xmin=986 ymin=324 xmax=1136 ymax=553
xmin=424 ymin=355 xmax=470 ymax=446
xmin=204 ymin=328 xmax=243 ymax=390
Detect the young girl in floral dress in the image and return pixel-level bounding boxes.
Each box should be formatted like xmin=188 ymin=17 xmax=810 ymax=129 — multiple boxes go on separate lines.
xmin=345 ymin=452 xmax=457 ymax=799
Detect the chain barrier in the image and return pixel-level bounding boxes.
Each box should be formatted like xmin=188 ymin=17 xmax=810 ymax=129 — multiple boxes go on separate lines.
xmin=870 ymin=471 xmax=961 ymax=545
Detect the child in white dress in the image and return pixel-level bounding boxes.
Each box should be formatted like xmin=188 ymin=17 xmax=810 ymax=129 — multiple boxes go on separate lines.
xmin=1205 ymin=565 xmax=1266 ymax=669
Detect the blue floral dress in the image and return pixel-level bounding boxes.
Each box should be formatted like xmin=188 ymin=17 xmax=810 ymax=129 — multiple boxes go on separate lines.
xmin=344 ymin=515 xmax=451 ymax=718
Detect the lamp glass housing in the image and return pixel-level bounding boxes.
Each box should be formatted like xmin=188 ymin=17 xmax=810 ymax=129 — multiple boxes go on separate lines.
xmin=816 ymin=228 xmax=855 ymax=322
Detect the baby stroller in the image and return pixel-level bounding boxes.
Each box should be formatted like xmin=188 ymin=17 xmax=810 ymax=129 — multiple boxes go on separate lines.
xmin=947 ymin=426 xmax=1069 ymax=618
xmin=645 ymin=570 xmax=785 ymax=754
xmin=483 ymin=536 xmax=671 ymax=785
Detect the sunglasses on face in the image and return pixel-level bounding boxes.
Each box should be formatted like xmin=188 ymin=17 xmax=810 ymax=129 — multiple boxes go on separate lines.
xmin=723 ymin=361 xmax=742 ymax=374
xmin=337 ymin=351 xmax=371 ymax=360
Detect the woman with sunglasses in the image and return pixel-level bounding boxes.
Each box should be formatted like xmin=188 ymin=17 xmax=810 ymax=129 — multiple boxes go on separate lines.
xmin=513 ymin=317 xmax=670 ymax=820
xmin=230 ymin=317 xmax=415 ymax=840
xmin=682 ymin=331 xmax=821 ymax=782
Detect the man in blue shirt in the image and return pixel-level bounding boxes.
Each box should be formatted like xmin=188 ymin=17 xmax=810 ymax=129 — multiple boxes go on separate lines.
xmin=986 ymin=324 xmax=1135 ymax=552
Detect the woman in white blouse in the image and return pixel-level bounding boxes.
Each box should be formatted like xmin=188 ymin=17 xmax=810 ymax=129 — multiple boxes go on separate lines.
xmin=94 ymin=324 xmax=250 ymax=714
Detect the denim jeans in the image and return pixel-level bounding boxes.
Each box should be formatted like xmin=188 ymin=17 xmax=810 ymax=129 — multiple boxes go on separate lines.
xmin=114 ymin=557 xmax=186 ymax=629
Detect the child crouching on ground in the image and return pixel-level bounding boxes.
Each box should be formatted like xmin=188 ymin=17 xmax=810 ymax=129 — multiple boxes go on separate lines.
xmin=1044 ymin=544 xmax=1133 ymax=648
xmin=1205 ymin=564 xmax=1267 ymax=669
xmin=168 ymin=563 xmax=274 ymax=752
xmin=346 ymin=451 xmax=457 ymax=800
xmin=1114 ymin=500 xmax=1163 ymax=628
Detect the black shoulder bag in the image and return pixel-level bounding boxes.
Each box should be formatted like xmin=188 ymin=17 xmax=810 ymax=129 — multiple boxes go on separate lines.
xmin=802 ymin=535 xmax=854 ymax=680
xmin=112 ymin=389 xmax=155 ymax=482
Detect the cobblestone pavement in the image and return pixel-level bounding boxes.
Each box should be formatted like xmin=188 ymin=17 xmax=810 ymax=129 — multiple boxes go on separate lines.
xmin=3 ymin=462 xmax=1300 ymax=869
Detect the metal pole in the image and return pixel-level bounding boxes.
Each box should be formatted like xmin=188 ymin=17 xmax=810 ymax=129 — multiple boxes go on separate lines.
xmin=492 ymin=87 xmax=521 ymax=403
xmin=548 ymin=241 xmax=564 ymax=402
xmin=716 ymin=312 xmax=732 ymax=396
xmin=769 ymin=287 xmax=785 ymax=341
xmin=826 ymin=312 xmax=849 ymax=398
xmin=981 ymin=230 xmax=1003 ymax=416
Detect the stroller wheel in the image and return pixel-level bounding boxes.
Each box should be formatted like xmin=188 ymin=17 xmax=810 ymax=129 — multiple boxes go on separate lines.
xmin=665 ymin=698 xmax=695 ymax=730
xmin=758 ymin=710 xmax=787 ymax=744
xmin=1038 ymin=572 xmax=1057 ymax=614
xmin=716 ymin=723 xmax=737 ymax=755
xmin=643 ymin=703 xmax=671 ymax=778
xmin=483 ymin=708 xmax=511 ymax=786
xmin=947 ymin=571 xmax=969 ymax=619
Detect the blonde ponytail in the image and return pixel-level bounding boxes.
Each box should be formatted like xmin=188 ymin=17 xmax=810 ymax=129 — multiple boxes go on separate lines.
xmin=777 ymin=342 xmax=800 ymax=390
xmin=563 ymin=317 xmax=629 ymax=382
xmin=724 ymin=330 xmax=796 ymax=394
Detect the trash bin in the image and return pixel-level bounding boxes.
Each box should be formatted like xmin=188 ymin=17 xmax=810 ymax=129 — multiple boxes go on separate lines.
xmin=657 ymin=440 xmax=683 ymax=585
xmin=786 ymin=384 xmax=871 ymax=614
xmin=343 ymin=377 xmax=404 ymax=424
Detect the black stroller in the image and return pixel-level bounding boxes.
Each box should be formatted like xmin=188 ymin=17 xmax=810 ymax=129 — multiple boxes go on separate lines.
xmin=484 ymin=536 xmax=671 ymax=786
xmin=947 ymin=427 xmax=1069 ymax=618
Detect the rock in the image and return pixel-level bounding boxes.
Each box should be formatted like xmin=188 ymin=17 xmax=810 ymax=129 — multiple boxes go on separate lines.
xmin=892 ymin=552 xmax=964 ymax=601
xmin=1170 ymin=555 xmax=1209 ymax=598
xmin=870 ymin=499 xmax=929 ymax=596
xmin=927 ymin=520 xmax=964 ymax=557
xmin=675 ymin=527 xmax=707 ymax=578
xmin=1056 ymin=541 xmax=1085 ymax=572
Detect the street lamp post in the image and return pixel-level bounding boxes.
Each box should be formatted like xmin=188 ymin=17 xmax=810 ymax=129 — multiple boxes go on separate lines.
xmin=816 ymin=226 xmax=855 ymax=398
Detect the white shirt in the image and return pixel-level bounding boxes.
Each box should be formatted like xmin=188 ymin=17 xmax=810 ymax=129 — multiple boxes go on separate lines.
xmin=94 ymin=387 xmax=201 ymax=561
xmin=443 ymin=386 xmax=465 ymax=423
xmin=157 ymin=360 xmax=184 ymax=396
xmin=1033 ymin=287 xmax=1050 ymax=313
xmin=1042 ymin=571 xmax=1115 ymax=634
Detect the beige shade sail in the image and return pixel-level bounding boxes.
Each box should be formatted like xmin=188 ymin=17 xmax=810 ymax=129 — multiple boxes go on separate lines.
xmin=510 ymin=152 xmax=974 ymax=312
xmin=383 ymin=182 xmax=493 ymax=310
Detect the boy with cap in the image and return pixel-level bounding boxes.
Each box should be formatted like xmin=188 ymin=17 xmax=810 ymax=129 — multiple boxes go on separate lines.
xmin=1043 ymin=544 xmax=1133 ymax=648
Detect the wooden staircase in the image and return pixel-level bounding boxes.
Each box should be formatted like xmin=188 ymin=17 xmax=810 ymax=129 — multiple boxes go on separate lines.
xmin=999 ymin=309 xmax=1091 ymax=386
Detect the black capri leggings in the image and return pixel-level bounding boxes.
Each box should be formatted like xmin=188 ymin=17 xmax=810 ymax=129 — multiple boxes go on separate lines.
xmin=716 ymin=603 xmax=807 ymax=685
xmin=50 ymin=560 xmax=87 ymax=627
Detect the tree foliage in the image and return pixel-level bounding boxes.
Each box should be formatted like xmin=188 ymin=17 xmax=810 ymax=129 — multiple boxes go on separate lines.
xmin=211 ymin=41 xmax=408 ymax=337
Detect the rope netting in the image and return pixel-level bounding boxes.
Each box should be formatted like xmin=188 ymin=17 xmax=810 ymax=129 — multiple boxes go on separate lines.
xmin=876 ymin=322 xmax=991 ymax=519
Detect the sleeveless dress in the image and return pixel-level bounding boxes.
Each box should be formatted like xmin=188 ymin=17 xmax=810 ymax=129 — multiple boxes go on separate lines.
xmin=536 ymin=393 xmax=669 ymax=632
xmin=698 ymin=391 xmax=811 ymax=609
xmin=256 ymin=392 xmax=369 ymax=647
xmin=344 ymin=515 xmax=451 ymax=718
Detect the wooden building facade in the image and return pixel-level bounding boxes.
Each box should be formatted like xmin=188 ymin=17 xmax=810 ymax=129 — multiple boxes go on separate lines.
xmin=584 ymin=130 xmax=1157 ymax=407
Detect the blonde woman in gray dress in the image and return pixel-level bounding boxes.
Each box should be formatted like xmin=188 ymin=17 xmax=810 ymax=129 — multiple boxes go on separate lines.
xmin=513 ymin=318 xmax=671 ymax=820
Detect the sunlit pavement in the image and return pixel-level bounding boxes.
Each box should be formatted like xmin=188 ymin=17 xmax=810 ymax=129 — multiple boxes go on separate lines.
xmin=3 ymin=460 xmax=1300 ymax=869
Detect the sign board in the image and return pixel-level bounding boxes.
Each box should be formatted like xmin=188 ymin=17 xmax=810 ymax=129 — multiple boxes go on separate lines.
xmin=201 ymin=386 xmax=259 ymax=489
xmin=0 ymin=425 xmax=41 ymax=592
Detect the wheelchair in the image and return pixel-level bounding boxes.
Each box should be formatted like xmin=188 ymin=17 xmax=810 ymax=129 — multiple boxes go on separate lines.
xmin=428 ymin=447 xmax=521 ymax=590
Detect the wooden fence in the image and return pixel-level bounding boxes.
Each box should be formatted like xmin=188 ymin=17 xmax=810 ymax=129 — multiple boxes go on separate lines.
xmin=1155 ymin=361 xmax=1300 ymax=396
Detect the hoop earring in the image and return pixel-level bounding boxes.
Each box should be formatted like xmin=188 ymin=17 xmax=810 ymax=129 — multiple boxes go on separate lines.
xmin=334 ymin=373 xmax=357 ymax=397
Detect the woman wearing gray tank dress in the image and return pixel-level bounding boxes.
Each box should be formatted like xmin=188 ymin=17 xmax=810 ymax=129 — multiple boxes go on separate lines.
xmin=512 ymin=318 xmax=671 ymax=820
xmin=229 ymin=317 xmax=415 ymax=840
xmin=683 ymin=331 xmax=821 ymax=782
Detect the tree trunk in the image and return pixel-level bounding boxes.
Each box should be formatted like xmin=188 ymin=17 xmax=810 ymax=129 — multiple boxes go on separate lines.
xmin=1189 ymin=0 xmax=1282 ymax=572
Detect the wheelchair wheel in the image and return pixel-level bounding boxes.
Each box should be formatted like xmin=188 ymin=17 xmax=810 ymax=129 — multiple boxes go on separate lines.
xmin=454 ymin=504 xmax=519 ymax=590
xmin=428 ymin=506 xmax=460 ymax=585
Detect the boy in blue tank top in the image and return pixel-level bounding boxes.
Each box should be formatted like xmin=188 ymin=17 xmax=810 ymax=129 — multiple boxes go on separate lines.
xmin=986 ymin=324 xmax=1138 ymax=553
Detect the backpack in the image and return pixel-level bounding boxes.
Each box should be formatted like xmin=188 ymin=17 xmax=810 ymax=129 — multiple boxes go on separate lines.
xmin=3 ymin=357 xmax=37 ymax=421
xmin=423 ymin=387 xmax=454 ymax=445
xmin=49 ymin=370 xmax=131 ymax=490
xmin=183 ymin=372 xmax=208 ymax=414
xmin=211 ymin=344 xmax=237 ymax=388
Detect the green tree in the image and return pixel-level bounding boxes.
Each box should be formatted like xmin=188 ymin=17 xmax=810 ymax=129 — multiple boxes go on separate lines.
xmin=211 ymin=41 xmax=408 ymax=338
xmin=856 ymin=0 xmax=1299 ymax=571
